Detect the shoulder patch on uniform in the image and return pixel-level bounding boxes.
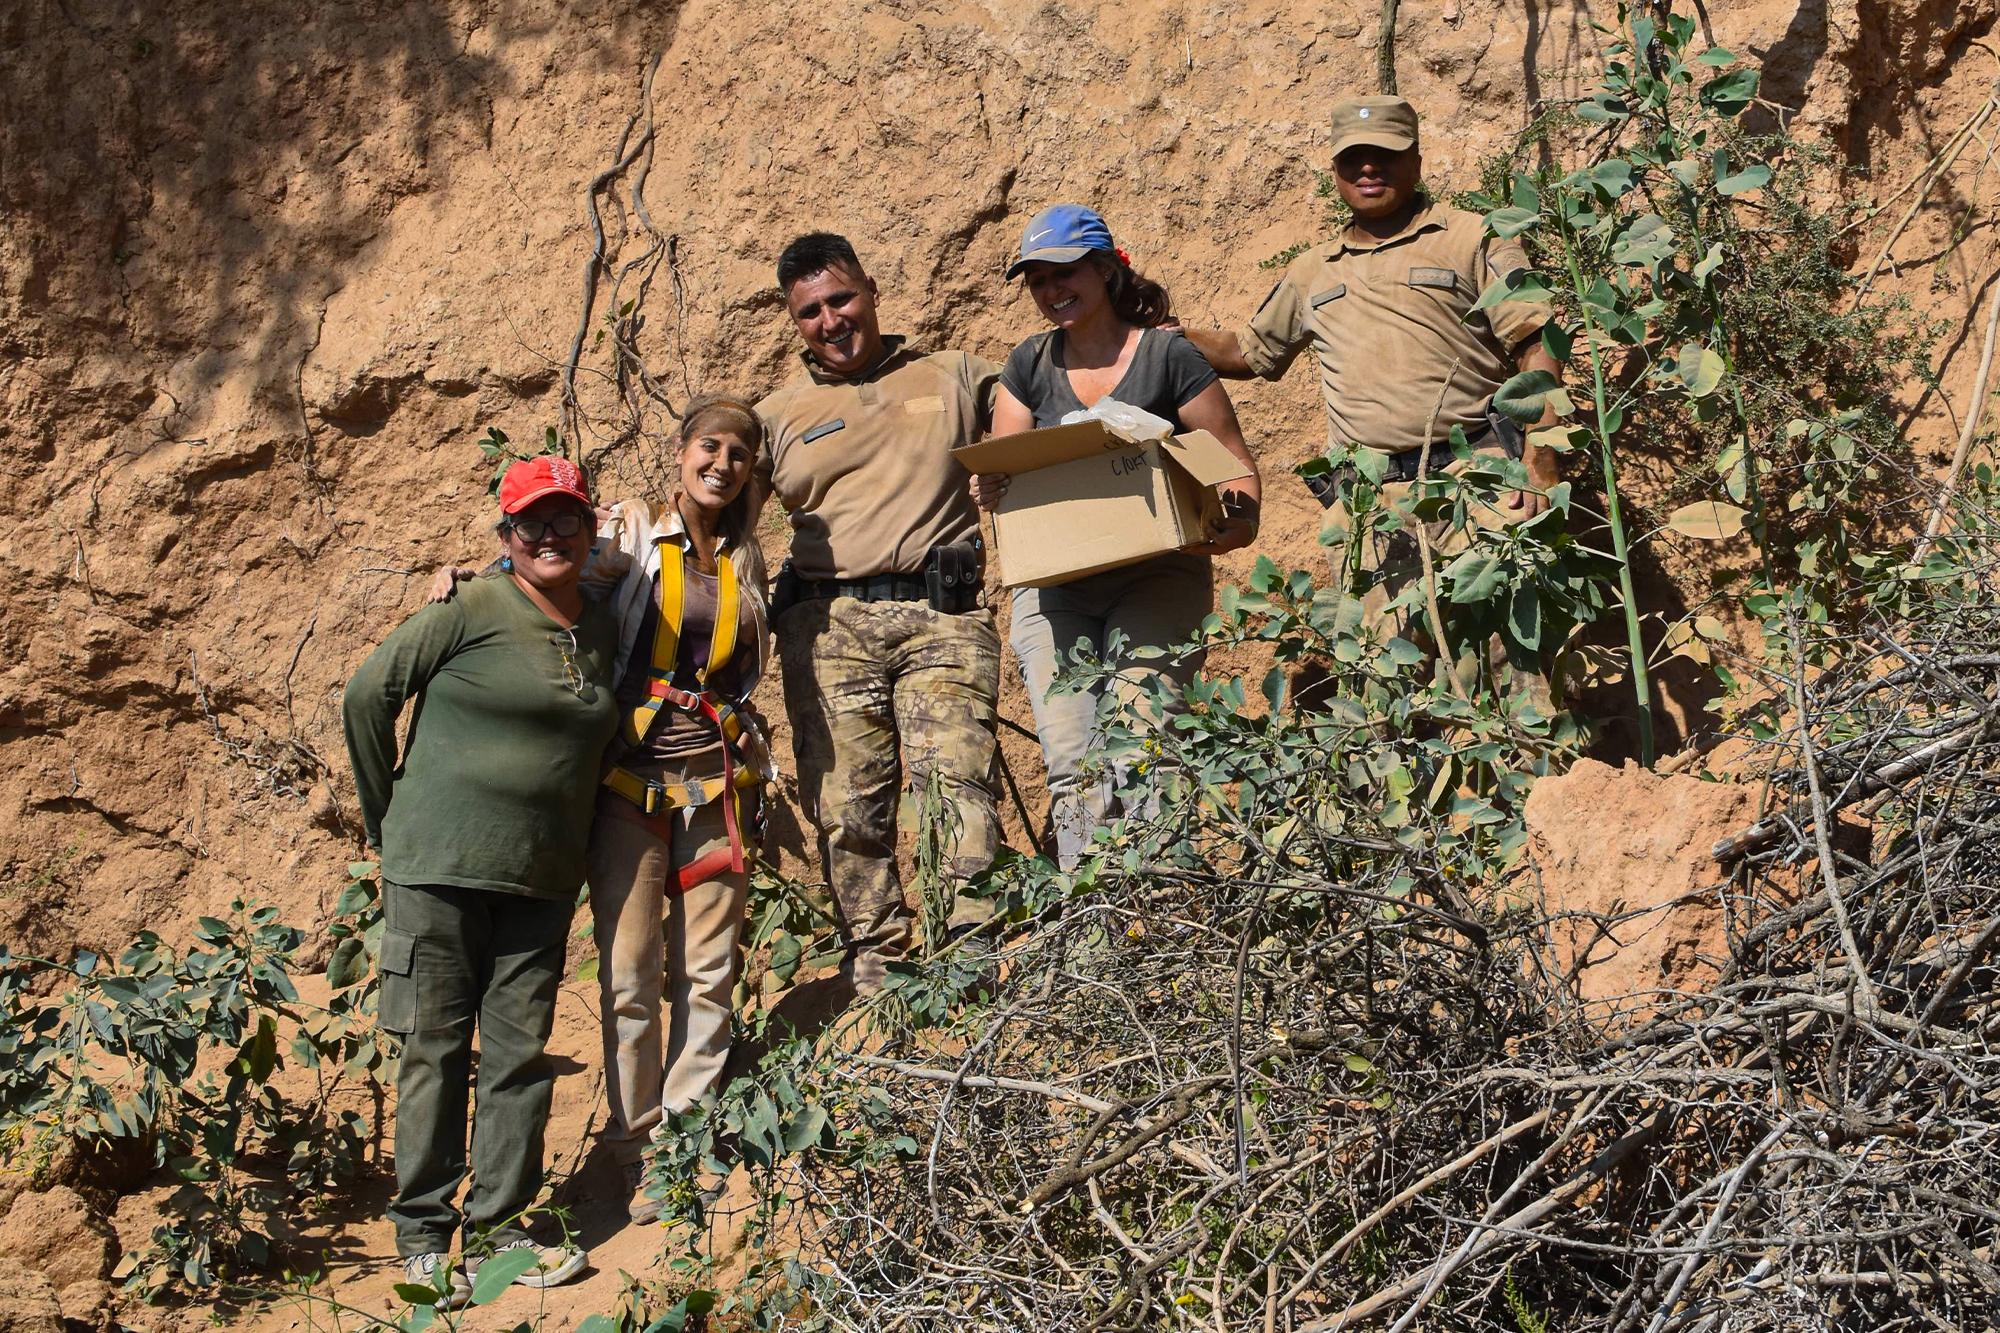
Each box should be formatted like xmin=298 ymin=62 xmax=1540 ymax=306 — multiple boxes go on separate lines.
xmin=1250 ymin=280 xmax=1286 ymax=319
xmin=1408 ymin=267 xmax=1461 ymax=293
xmin=800 ymin=419 xmax=846 ymax=445
xmin=1309 ymin=284 xmax=1348 ymax=308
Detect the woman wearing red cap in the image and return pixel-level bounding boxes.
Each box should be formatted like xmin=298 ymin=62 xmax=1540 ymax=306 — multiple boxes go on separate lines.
xmin=428 ymin=396 xmax=773 ymax=1228
xmin=343 ymin=455 xmax=611 ymax=1302
xmin=972 ymin=204 xmax=1262 ymax=869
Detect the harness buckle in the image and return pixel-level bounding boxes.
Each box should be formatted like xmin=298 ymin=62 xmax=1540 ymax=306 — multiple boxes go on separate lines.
xmin=641 ymin=780 xmax=666 ymax=817
xmin=648 ymin=679 xmax=701 ymax=709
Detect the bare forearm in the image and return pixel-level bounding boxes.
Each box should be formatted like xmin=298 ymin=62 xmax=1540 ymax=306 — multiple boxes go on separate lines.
xmin=1182 ymin=327 xmax=1257 ymax=380
xmin=1518 ymin=341 xmax=1562 ymax=432
xmin=1516 ymin=339 xmax=1562 ymax=489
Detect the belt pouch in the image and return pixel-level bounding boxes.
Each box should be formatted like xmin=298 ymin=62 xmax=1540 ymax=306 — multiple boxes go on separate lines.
xmin=1302 ymin=466 xmax=1344 ymax=509
xmin=1484 ymin=400 xmax=1526 ymax=460
xmin=925 ymin=539 xmax=983 ymax=613
xmin=772 ymin=560 xmax=800 ymax=617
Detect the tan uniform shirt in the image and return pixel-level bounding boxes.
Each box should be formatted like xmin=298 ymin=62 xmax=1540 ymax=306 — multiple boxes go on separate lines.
xmin=756 ymin=337 xmax=998 ymax=581
xmin=1237 ymin=200 xmax=1547 ymax=454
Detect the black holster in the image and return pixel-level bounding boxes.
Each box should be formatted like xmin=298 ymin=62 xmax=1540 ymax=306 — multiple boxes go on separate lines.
xmin=1484 ymin=399 xmax=1527 ymax=461
xmin=772 ymin=561 xmax=802 ymax=618
xmin=925 ymin=538 xmax=984 ymax=613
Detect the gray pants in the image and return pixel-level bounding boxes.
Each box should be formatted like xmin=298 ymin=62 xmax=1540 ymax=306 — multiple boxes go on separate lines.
xmin=378 ymin=880 xmax=572 ymax=1257
xmin=1009 ymin=552 xmax=1212 ymax=868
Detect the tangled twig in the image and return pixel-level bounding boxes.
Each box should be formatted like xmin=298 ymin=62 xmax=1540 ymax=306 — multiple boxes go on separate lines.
xmin=729 ymin=500 xmax=2000 ymax=1331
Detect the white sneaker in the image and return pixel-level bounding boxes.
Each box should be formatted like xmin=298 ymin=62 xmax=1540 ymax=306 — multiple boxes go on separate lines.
xmin=399 ymin=1251 xmax=471 ymax=1309
xmin=470 ymin=1237 xmax=588 ymax=1289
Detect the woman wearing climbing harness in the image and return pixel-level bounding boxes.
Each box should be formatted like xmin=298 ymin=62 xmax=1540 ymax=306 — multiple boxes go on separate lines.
xmin=581 ymin=394 xmax=772 ymax=1225
xmin=344 ymin=456 xmax=609 ymax=1306
xmin=429 ymin=394 xmax=773 ymax=1227
xmin=970 ymin=205 xmax=1263 ymax=870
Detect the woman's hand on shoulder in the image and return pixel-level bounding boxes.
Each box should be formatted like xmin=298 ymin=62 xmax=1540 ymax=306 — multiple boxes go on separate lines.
xmin=969 ymin=472 xmax=1012 ymax=510
xmin=425 ymin=565 xmax=481 ymax=603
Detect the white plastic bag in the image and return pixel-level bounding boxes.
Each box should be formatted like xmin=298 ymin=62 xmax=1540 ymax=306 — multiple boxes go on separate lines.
xmin=1058 ymin=396 xmax=1175 ymax=442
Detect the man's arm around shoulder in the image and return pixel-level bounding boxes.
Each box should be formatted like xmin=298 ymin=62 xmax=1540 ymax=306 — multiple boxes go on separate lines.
xmin=1178 ymin=327 xmax=1258 ymax=380
xmin=1175 ymin=251 xmax=1318 ymax=382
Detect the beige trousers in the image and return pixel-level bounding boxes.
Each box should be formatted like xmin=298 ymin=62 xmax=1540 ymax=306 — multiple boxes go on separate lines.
xmin=586 ymin=759 xmax=751 ymax=1163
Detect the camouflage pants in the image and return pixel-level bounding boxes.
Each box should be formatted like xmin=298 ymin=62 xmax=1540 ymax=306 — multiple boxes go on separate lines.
xmin=774 ymin=597 xmax=1001 ymax=990
xmin=1323 ymin=442 xmax=1551 ymax=709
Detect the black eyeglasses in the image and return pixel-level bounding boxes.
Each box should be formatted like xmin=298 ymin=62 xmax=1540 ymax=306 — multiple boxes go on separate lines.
xmin=504 ymin=512 xmax=587 ymax=542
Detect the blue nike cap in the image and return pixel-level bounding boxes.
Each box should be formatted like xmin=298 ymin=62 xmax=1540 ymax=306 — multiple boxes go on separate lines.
xmin=1006 ymin=204 xmax=1117 ymax=279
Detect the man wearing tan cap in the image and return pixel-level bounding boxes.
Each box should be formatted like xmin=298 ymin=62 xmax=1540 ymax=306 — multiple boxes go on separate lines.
xmin=1182 ymin=95 xmax=1561 ymax=697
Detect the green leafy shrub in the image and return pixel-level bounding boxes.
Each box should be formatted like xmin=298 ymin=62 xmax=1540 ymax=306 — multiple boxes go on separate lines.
xmin=0 ymin=882 xmax=390 ymax=1296
xmin=1456 ymin=5 xmax=1942 ymax=759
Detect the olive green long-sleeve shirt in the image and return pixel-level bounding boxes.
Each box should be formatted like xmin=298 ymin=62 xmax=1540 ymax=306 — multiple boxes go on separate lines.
xmin=342 ymin=575 xmax=619 ymax=900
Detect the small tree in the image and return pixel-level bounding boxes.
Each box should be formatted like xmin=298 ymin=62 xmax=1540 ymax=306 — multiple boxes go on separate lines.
xmin=1471 ymin=3 xmax=1935 ymax=763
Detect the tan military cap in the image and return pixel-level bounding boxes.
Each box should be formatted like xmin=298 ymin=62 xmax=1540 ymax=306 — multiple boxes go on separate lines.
xmin=1329 ymin=96 xmax=1419 ymax=157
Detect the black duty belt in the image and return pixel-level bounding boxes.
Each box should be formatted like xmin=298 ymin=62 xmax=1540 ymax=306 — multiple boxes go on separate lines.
xmin=1302 ymin=406 xmax=1523 ymax=508
xmin=774 ymin=539 xmax=984 ymax=616
xmin=790 ymin=573 xmax=930 ymax=604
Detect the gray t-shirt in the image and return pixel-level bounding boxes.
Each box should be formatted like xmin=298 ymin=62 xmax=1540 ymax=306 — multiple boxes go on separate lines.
xmin=1000 ymin=326 xmax=1220 ymax=431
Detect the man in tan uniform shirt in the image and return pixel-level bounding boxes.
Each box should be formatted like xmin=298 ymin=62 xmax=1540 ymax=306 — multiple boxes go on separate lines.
xmin=755 ymin=233 xmax=1002 ymax=995
xmin=1185 ymin=96 xmax=1562 ymax=695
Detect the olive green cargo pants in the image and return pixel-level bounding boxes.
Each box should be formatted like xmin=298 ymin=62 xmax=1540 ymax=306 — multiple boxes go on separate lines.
xmin=378 ymin=881 xmax=571 ymax=1257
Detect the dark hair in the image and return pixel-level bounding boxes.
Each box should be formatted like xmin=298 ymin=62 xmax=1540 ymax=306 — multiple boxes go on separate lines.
xmin=777 ymin=233 xmax=864 ymax=292
xmin=1092 ymin=253 xmax=1173 ymax=328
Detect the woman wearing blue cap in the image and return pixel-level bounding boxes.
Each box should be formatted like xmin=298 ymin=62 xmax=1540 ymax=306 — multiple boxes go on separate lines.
xmin=971 ymin=204 xmax=1262 ymax=869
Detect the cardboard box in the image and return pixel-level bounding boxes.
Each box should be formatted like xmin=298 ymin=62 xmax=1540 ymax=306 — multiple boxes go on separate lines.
xmin=953 ymin=420 xmax=1251 ymax=588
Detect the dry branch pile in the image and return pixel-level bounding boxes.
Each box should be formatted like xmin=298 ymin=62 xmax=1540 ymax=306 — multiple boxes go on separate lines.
xmin=750 ymin=531 xmax=2000 ymax=1330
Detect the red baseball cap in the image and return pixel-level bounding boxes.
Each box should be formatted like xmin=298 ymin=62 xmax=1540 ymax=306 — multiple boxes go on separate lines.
xmin=499 ymin=456 xmax=592 ymax=514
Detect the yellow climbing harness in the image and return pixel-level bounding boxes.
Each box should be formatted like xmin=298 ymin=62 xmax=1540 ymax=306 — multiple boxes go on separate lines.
xmin=602 ymin=536 xmax=765 ymax=890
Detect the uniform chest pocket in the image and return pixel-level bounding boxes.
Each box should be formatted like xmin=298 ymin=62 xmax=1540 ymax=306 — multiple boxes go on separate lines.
xmin=1408 ymin=267 xmax=1462 ymax=296
xmin=801 ymin=418 xmax=846 ymax=445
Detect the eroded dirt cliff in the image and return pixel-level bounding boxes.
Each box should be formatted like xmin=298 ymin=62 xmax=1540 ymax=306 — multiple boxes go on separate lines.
xmin=8 ymin=0 xmax=1994 ymax=963
xmin=7 ymin=0 xmax=2000 ymax=1325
